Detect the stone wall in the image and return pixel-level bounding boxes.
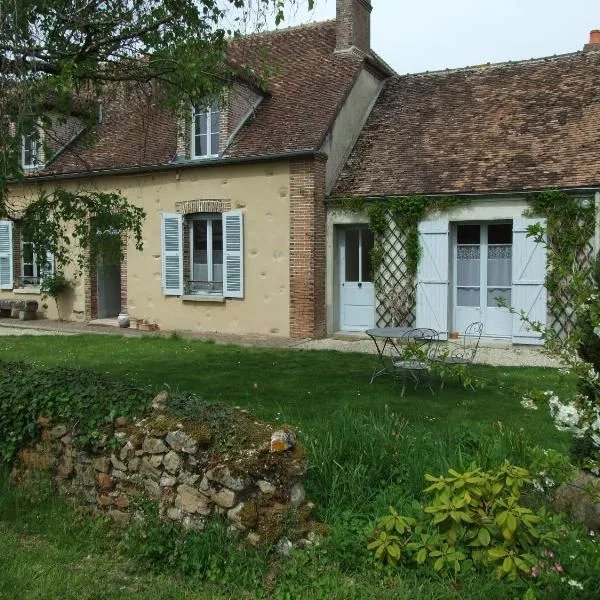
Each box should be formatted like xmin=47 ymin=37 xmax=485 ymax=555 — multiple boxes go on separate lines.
xmin=14 ymin=392 xmax=319 ymax=548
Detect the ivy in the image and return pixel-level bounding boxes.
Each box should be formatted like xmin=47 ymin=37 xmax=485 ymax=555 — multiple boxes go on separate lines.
xmin=524 ymin=190 xmax=596 ymax=333
xmin=20 ymin=188 xmax=146 ymax=277
xmin=331 ymin=195 xmax=470 ymax=324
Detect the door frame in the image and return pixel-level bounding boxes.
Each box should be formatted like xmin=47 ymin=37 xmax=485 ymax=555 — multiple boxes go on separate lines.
xmin=337 ymin=225 xmax=375 ymax=331
xmin=450 ymin=220 xmax=513 ymax=339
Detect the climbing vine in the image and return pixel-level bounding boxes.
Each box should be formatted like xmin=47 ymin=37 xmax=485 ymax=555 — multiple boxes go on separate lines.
xmin=524 ymin=189 xmax=596 ymax=336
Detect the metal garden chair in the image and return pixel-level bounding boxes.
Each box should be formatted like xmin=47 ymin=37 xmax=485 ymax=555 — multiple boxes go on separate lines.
xmin=437 ymin=321 xmax=483 ymax=389
xmin=390 ymin=327 xmax=440 ymax=396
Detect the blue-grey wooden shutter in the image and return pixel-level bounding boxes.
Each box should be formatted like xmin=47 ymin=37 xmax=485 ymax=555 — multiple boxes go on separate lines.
xmin=512 ymin=218 xmax=547 ymax=345
xmin=222 ymin=210 xmax=244 ymax=298
xmin=39 ymin=250 xmax=55 ymax=284
xmin=161 ymin=213 xmax=183 ymax=295
xmin=0 ymin=220 xmax=13 ymax=289
xmin=416 ymin=219 xmax=449 ymax=339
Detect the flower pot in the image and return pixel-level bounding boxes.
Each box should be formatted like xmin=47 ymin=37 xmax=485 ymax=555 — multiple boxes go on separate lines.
xmin=117 ymin=313 xmax=130 ymax=328
xmin=449 ymin=331 xmax=460 ymax=340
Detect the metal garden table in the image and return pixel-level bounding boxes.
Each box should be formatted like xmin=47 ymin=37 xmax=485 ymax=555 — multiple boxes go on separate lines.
xmin=366 ymin=327 xmax=412 ymax=383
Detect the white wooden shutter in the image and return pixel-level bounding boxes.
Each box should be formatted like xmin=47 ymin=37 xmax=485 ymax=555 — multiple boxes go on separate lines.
xmin=512 ymin=218 xmax=547 ymax=345
xmin=222 ymin=210 xmax=244 ymax=299
xmin=0 ymin=220 xmax=13 ymax=290
xmin=39 ymin=250 xmax=55 ymax=283
xmin=161 ymin=213 xmax=183 ymax=296
xmin=416 ymin=219 xmax=449 ymax=339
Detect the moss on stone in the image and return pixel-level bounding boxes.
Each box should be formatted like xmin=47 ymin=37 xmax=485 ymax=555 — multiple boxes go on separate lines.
xmin=238 ymin=500 xmax=259 ymax=529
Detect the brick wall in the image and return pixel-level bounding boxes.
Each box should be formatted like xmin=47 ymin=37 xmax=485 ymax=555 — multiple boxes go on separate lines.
xmin=335 ymin=0 xmax=372 ymax=54
xmin=289 ymin=157 xmax=327 ymax=339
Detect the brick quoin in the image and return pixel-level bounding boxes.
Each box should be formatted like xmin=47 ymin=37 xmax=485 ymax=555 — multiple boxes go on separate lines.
xmin=289 ymin=157 xmax=326 ymax=339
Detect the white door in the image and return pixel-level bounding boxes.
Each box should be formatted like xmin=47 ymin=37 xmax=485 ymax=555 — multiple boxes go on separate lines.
xmin=339 ymin=227 xmax=375 ymax=331
xmin=453 ymin=223 xmax=513 ymax=338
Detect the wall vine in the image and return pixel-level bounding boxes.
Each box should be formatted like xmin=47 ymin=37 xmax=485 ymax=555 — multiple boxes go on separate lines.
xmin=330 ymin=195 xmax=470 ymax=325
xmin=525 ymin=190 xmax=597 ymax=332
xmin=331 ymin=190 xmax=597 ymax=331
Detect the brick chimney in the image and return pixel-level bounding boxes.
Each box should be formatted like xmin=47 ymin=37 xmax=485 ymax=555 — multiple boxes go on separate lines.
xmin=335 ymin=0 xmax=372 ymax=55
xmin=584 ymin=30 xmax=600 ymax=52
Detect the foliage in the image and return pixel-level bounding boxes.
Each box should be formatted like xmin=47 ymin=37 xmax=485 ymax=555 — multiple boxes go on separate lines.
xmin=22 ymin=188 xmax=145 ymax=275
xmin=331 ymin=195 xmax=470 ymax=321
xmin=0 ymin=359 xmax=153 ymax=462
xmin=368 ymin=462 xmax=558 ymax=580
xmin=39 ymin=271 xmax=71 ymax=299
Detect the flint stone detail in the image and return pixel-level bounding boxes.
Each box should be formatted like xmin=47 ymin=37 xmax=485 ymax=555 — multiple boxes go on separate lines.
xmin=270 ymin=430 xmax=296 ymax=453
xmin=165 ymin=430 xmax=197 ymax=454
xmin=206 ymin=466 xmax=249 ymax=492
xmin=175 ymin=484 xmax=211 ymax=515
xmin=142 ymin=437 xmax=168 ymax=454
xmin=163 ymin=451 xmax=183 ymax=474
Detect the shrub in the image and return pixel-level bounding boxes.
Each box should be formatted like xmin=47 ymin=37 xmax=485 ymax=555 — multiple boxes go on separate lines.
xmin=0 ymin=360 xmax=153 ymax=462
xmin=368 ymin=462 xmax=558 ymax=579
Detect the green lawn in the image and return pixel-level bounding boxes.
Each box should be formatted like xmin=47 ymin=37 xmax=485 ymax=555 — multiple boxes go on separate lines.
xmin=0 ymin=333 xmax=570 ymax=450
xmin=1 ymin=333 xmax=590 ymax=600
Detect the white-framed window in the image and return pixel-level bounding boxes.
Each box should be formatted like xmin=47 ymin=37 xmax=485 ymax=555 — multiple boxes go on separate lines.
xmin=192 ymin=101 xmax=220 ymax=158
xmin=19 ymin=231 xmax=54 ymax=288
xmin=161 ymin=211 xmax=243 ymax=299
xmin=188 ymin=214 xmax=223 ymax=295
xmin=21 ymin=233 xmax=39 ymax=286
xmin=21 ymin=134 xmax=38 ymax=169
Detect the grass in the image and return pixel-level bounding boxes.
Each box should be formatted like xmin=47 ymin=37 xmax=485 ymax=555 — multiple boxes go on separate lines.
xmin=0 ymin=333 xmax=589 ymax=599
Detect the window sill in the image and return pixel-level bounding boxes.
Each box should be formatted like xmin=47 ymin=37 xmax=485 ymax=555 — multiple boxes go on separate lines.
xmin=182 ymin=294 xmax=225 ymax=303
xmin=13 ymin=287 xmax=42 ymax=295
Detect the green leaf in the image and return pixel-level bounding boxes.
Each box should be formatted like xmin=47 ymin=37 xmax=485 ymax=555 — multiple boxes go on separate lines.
xmin=433 ymin=557 xmax=444 ymax=572
xmin=478 ymin=528 xmax=491 ymax=547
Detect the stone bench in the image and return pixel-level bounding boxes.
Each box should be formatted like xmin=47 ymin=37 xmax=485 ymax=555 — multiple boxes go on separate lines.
xmin=0 ymin=299 xmax=39 ymax=320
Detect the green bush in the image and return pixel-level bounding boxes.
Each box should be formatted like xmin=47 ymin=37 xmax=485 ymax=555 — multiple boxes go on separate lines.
xmin=0 ymin=360 xmax=153 ymax=462
xmin=368 ymin=462 xmax=557 ymax=579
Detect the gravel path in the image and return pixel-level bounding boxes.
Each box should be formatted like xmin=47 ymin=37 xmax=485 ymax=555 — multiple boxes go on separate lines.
xmin=293 ymin=337 xmax=560 ymax=368
xmin=0 ymin=325 xmax=73 ymax=336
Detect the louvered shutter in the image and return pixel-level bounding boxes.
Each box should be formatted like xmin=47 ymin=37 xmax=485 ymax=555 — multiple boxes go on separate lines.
xmin=39 ymin=250 xmax=55 ymax=283
xmin=512 ymin=218 xmax=547 ymax=345
xmin=416 ymin=219 xmax=449 ymax=339
xmin=0 ymin=220 xmax=13 ymax=290
xmin=222 ymin=211 xmax=244 ymax=298
xmin=161 ymin=213 xmax=183 ymax=296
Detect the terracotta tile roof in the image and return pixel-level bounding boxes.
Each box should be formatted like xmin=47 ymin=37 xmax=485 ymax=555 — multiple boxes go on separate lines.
xmin=42 ymin=21 xmax=363 ymax=176
xmin=225 ymin=21 xmax=362 ymax=157
xmin=332 ymin=51 xmax=600 ymax=197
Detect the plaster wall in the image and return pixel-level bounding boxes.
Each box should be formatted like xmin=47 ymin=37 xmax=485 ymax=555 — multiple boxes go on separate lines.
xmin=321 ymin=67 xmax=383 ymax=195
xmin=3 ymin=161 xmax=292 ymax=336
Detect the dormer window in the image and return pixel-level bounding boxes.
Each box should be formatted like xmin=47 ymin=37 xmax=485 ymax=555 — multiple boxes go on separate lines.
xmin=192 ymin=101 xmax=220 ymax=158
xmin=21 ymin=134 xmax=38 ymax=169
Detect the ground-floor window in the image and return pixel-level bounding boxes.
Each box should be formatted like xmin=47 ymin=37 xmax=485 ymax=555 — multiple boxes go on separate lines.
xmin=188 ymin=214 xmax=223 ymax=295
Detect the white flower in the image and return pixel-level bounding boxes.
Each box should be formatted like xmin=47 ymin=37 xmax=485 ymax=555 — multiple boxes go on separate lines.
xmin=567 ymin=579 xmax=584 ymax=590
xmin=520 ymin=398 xmax=538 ymax=411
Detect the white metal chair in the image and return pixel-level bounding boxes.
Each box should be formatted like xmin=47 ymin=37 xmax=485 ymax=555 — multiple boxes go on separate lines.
xmin=438 ymin=321 xmax=483 ymax=389
xmin=390 ymin=328 xmax=440 ymax=396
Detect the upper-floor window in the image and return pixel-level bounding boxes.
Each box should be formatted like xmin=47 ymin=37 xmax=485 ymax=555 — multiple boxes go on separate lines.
xmin=22 ymin=134 xmax=38 ymax=169
xmin=192 ymin=102 xmax=220 ymax=158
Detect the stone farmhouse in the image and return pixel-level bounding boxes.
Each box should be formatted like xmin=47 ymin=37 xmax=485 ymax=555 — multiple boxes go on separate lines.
xmin=1 ymin=1 xmax=600 ymax=344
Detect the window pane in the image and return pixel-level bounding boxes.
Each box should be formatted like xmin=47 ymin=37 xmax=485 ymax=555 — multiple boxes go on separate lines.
xmin=344 ymin=230 xmax=359 ymax=282
xmin=210 ymin=108 xmax=219 ymax=133
xmin=487 ymin=245 xmax=512 ymax=286
xmin=361 ymin=229 xmax=374 ymax=282
xmin=488 ymin=223 xmax=512 ymax=244
xmin=457 ymin=287 xmax=480 ymax=307
xmin=192 ymin=220 xmax=208 ymax=286
xmin=195 ymin=134 xmax=208 ymax=157
xmin=212 ymin=219 xmax=223 ymax=268
xmin=457 ymin=224 xmax=480 ymax=245
xmin=210 ymin=132 xmax=219 ymax=155
xmin=457 ymin=245 xmax=480 ymax=286
xmin=487 ymin=288 xmax=511 ymax=307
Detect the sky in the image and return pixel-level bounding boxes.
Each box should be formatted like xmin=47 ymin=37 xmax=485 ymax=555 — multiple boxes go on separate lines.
xmin=278 ymin=0 xmax=600 ymax=74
